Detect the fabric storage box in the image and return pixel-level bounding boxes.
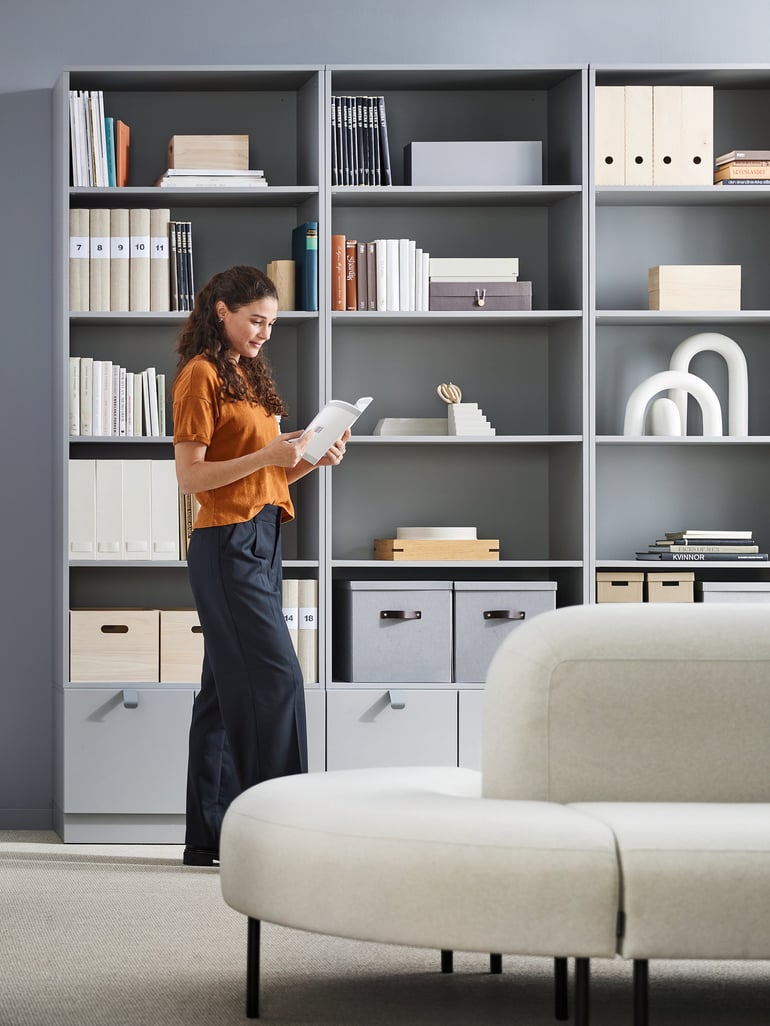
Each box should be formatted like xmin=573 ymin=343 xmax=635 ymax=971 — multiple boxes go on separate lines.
xmin=596 ymin=571 xmax=644 ymax=603
xmin=697 ymin=581 xmax=770 ymax=603
xmin=645 ymin=571 xmax=695 ymax=603
xmin=454 ymin=581 xmax=557 ymax=683
xmin=429 ymin=280 xmax=532 ymax=311
xmin=70 ymin=609 xmax=160 ymax=682
xmin=333 ymin=581 xmax=453 ymax=683
xmin=404 ymin=140 xmax=542 ymax=186
xmin=160 ymin=610 xmax=204 ymax=683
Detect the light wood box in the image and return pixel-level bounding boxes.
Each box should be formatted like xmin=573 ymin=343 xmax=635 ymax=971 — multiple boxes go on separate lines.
xmin=648 ymin=264 xmax=741 ymax=310
xmin=70 ymin=609 xmax=159 ymax=682
xmin=160 ymin=610 xmax=204 ymax=683
xmin=374 ymin=538 xmax=500 ymax=561
xmin=596 ymin=571 xmax=644 ymax=603
xmin=649 ymin=287 xmax=741 ymax=311
xmin=645 ymin=572 xmax=695 ymax=603
xmin=167 ymin=134 xmax=249 ymax=170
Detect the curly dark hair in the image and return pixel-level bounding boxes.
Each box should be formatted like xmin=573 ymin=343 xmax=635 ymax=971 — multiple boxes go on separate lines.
xmin=175 ymin=265 xmax=287 ymax=416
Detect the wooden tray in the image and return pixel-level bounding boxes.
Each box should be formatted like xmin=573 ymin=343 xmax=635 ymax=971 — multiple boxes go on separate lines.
xmin=374 ymin=538 xmax=500 ymax=561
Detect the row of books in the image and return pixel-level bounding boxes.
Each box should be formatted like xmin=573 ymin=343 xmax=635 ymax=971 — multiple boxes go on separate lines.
xmin=69 ymin=459 xmax=180 ymax=562
xmin=331 ymin=95 xmax=392 ymax=187
xmin=69 ymin=89 xmax=129 ymax=188
xmin=69 ymin=208 xmax=195 ymax=312
xmin=69 ymin=356 xmax=167 ymax=437
xmin=635 ymin=529 xmax=768 ymax=561
xmin=282 ymin=578 xmax=319 ymax=685
xmin=331 ymin=236 xmax=431 ymax=312
xmin=714 ymin=150 xmax=770 ymax=186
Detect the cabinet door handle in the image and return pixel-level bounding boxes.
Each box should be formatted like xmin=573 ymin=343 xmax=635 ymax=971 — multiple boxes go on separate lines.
xmin=483 ymin=610 xmax=526 ymax=621
xmin=388 ymin=690 xmax=406 ymax=710
xmin=380 ymin=610 xmax=421 ymax=620
xmin=122 ymin=689 xmax=139 ymax=709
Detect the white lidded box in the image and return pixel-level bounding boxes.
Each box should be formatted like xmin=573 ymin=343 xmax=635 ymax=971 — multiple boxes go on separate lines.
xmin=404 ymin=141 xmax=542 ymax=186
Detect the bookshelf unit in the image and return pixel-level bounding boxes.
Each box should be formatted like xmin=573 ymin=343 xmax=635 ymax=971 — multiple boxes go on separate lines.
xmin=54 ymin=64 xmax=591 ymax=840
xmin=590 ymin=66 xmax=770 ymax=585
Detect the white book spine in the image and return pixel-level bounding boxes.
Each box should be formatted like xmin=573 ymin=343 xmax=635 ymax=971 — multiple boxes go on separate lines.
xmin=125 ymin=371 xmax=134 ymax=437
xmin=111 ymin=363 xmax=120 ymax=435
xmin=421 ymin=252 xmax=430 ymax=311
xmin=398 ymin=238 xmax=410 ymax=312
xmin=414 ymin=247 xmax=423 ymax=312
xmin=68 ymin=356 xmax=80 ymax=436
xmin=386 ymin=238 xmax=399 ymax=311
xmin=119 ymin=366 xmax=127 ymax=436
xmin=91 ymin=360 xmax=103 ymax=436
xmin=134 ymin=372 xmax=144 ymax=436
xmin=79 ymin=357 xmax=93 ymax=436
xmin=375 ymin=239 xmax=387 ymax=312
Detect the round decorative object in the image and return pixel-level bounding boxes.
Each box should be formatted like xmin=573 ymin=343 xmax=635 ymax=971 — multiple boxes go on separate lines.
xmin=437 ymin=382 xmax=462 ymax=404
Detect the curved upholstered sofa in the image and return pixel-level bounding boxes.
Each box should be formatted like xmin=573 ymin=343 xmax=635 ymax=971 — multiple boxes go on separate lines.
xmin=220 ymin=602 xmax=770 ymax=1024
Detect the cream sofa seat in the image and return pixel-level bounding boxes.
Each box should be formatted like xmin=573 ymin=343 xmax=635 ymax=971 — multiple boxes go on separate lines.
xmin=220 ymin=764 xmax=619 ymax=958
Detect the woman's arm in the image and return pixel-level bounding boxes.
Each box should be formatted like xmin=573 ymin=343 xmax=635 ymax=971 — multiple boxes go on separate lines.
xmin=175 ymin=431 xmax=309 ymax=495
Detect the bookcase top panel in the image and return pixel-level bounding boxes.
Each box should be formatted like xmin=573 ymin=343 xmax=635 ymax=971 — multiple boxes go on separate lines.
xmin=329 ymin=66 xmax=585 ymax=92
xmin=64 ymin=67 xmax=321 ymax=91
xmin=593 ymin=65 xmax=770 ymax=88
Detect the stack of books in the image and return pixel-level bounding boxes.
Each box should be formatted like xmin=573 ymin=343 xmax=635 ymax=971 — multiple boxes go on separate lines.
xmin=69 ymin=89 xmax=130 ymax=187
xmin=713 ymin=149 xmax=770 ymax=186
xmin=636 ymin=529 xmax=768 ymax=561
xmin=331 ymin=95 xmax=392 ymax=186
xmin=155 ymin=168 xmax=268 ymax=187
xmin=69 ymin=357 xmax=167 ymax=438
xmin=331 ymin=235 xmax=430 ymax=312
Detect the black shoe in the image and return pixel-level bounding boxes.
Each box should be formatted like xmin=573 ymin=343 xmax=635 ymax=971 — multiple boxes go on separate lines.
xmin=183 ymin=846 xmax=220 ymax=867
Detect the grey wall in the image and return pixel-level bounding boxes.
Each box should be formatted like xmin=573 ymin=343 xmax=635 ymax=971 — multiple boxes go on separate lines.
xmin=3 ymin=0 xmax=770 ymax=827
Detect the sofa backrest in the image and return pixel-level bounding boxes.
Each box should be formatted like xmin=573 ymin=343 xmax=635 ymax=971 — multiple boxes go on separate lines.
xmin=482 ymin=602 xmax=770 ymax=803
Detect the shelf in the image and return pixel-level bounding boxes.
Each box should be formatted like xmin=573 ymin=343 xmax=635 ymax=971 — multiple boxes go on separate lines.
xmin=333 ymin=310 xmax=581 ymax=325
xmin=597 ymin=436 xmax=770 ymax=445
xmin=70 ymin=186 xmax=319 ymax=208
xmin=332 ymin=186 xmax=581 ymax=208
xmin=332 ymin=560 xmax=583 ymax=569
xmin=596 ymin=186 xmax=770 ymax=207
xmin=70 ymin=310 xmax=318 ymax=325
xmin=596 ymin=310 xmax=770 ymax=325
xmin=353 ymin=435 xmax=583 ymax=445
xmin=597 ymin=558 xmax=770 ymax=569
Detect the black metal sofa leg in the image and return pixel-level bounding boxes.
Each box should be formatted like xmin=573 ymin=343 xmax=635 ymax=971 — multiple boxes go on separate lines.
xmin=489 ymin=953 xmax=503 ymax=974
xmin=554 ymin=957 xmax=569 ymax=1020
xmin=633 ymin=959 xmax=649 ymax=1026
xmin=441 ymin=949 xmax=454 ymax=973
xmin=247 ymin=917 xmax=261 ymax=1018
xmin=575 ymin=957 xmax=590 ymax=1026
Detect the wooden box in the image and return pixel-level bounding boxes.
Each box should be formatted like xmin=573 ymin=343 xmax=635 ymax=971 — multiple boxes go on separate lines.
xmin=596 ymin=571 xmax=644 ymax=603
xmin=648 ymin=264 xmax=741 ymax=310
xmin=645 ymin=572 xmax=695 ymax=603
xmin=167 ymin=134 xmax=249 ymax=170
xmin=70 ymin=609 xmax=159 ymax=682
xmin=160 ymin=610 xmax=204 ymax=683
xmin=429 ymin=280 xmax=532 ymax=311
xmin=374 ymin=538 xmax=500 ymax=561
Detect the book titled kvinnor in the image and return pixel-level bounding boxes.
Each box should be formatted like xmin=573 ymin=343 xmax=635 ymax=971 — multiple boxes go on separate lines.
xmin=636 ymin=551 xmax=768 ymax=561
xmin=294 ymin=396 xmax=373 ymax=465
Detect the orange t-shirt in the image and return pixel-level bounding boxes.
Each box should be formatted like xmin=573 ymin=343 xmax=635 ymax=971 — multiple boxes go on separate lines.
xmin=172 ymin=354 xmax=294 ymax=528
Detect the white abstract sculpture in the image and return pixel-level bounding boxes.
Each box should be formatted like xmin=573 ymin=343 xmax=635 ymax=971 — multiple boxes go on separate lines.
xmin=647 ymin=396 xmax=682 ymax=435
xmin=623 ymin=370 xmax=723 ymax=436
xmin=668 ymin=332 xmax=748 ymax=436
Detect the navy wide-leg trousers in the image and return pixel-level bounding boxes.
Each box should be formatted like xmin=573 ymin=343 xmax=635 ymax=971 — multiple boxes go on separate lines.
xmin=184 ymin=505 xmax=307 ymax=851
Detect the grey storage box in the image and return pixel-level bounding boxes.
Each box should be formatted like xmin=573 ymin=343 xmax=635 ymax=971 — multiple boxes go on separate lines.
xmin=454 ymin=581 xmax=557 ymax=683
xmin=696 ymin=581 xmax=770 ymax=603
xmin=333 ymin=580 xmax=453 ymax=683
xmin=429 ymin=280 xmax=532 ymax=311
xmin=404 ymin=141 xmax=542 ymax=186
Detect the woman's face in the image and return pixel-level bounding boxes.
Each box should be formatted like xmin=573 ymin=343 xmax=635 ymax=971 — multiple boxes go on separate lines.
xmin=217 ymin=297 xmax=278 ymax=362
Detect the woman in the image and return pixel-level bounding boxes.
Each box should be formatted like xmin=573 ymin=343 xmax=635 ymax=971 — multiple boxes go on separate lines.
xmin=173 ymin=265 xmax=348 ymax=867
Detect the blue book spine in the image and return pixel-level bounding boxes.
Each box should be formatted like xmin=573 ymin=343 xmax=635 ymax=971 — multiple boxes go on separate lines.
xmin=104 ymin=117 xmax=116 ymax=188
xmin=292 ymin=221 xmax=319 ymax=311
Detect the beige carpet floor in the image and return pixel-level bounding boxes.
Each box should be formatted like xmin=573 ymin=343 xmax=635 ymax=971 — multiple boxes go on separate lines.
xmin=1 ymin=831 xmax=768 ymax=1026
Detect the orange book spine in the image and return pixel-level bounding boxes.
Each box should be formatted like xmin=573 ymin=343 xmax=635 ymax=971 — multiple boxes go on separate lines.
xmin=345 ymin=238 xmax=357 ymax=310
xmin=331 ymin=234 xmax=346 ymax=311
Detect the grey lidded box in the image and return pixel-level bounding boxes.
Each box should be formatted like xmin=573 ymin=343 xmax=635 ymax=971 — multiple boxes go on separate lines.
xmin=453 ymin=581 xmax=557 ymax=683
xmin=696 ymin=581 xmax=770 ymax=603
xmin=404 ymin=141 xmax=542 ymax=187
xmin=333 ymin=580 xmax=453 ymax=683
xmin=429 ymin=280 xmax=532 ymax=311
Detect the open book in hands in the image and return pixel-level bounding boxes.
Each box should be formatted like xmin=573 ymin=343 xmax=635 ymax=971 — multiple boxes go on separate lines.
xmin=295 ymin=396 xmax=373 ymax=464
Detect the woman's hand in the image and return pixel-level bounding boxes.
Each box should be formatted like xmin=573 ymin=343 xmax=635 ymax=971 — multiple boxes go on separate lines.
xmin=262 ymin=429 xmax=312 ymax=468
xmin=315 ymin=427 xmax=352 ymax=467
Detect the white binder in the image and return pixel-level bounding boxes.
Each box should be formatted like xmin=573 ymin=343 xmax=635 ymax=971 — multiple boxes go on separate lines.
xmin=297 ymin=578 xmax=318 ymax=684
xmin=151 ymin=460 xmax=180 ymax=561
xmin=282 ymin=578 xmax=300 ymax=659
xmin=122 ymin=459 xmax=152 ymax=560
xmin=69 ymin=458 xmax=96 ymax=559
xmin=653 ymin=86 xmax=682 ymax=186
xmin=680 ymin=86 xmax=713 ymax=185
xmin=594 ymin=85 xmax=625 ymax=185
xmin=624 ymin=85 xmax=653 ymax=186
xmin=95 ymin=459 xmax=123 ymax=560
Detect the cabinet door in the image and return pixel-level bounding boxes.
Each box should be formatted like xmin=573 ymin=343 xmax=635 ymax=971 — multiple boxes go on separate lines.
xmin=304 ymin=687 xmax=325 ymax=773
xmin=63 ymin=687 xmax=193 ymax=813
xmin=326 ymin=689 xmax=457 ymax=770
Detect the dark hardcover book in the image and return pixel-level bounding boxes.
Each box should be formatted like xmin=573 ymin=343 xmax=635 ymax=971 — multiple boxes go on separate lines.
xmin=341 ymin=97 xmax=351 ymax=186
xmin=366 ymin=241 xmax=377 ymax=310
xmin=654 ymin=537 xmax=755 ymax=547
xmin=335 ymin=96 xmax=343 ymax=186
xmin=168 ymin=222 xmax=179 ymax=311
xmin=715 ymin=148 xmax=770 ymax=164
xmin=292 ymin=221 xmax=319 ymax=311
xmin=174 ymin=223 xmax=188 ymax=311
xmin=347 ymin=96 xmax=356 ymax=186
xmin=331 ymin=97 xmax=338 ymax=187
xmin=345 ymin=238 xmax=358 ymax=309
xmin=185 ymin=222 xmax=195 ymax=308
xmin=715 ymin=179 xmax=770 ymax=185
xmin=371 ymin=97 xmax=382 ymax=186
xmin=636 ymin=551 xmax=768 ymax=561
xmin=377 ymin=95 xmax=393 ymax=185
xmin=356 ymin=96 xmax=366 ymax=187
xmin=360 ymin=97 xmax=371 ymax=186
